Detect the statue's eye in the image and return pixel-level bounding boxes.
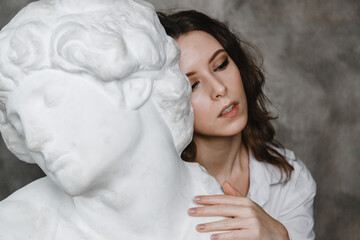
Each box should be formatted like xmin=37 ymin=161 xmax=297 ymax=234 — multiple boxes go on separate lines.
xmin=8 ymin=113 xmax=23 ymax=136
xmin=43 ymin=84 xmax=66 ymax=108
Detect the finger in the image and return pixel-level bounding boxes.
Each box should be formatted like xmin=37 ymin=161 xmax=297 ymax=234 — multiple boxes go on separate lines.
xmin=189 ymin=205 xmax=249 ymax=218
xmin=194 ymin=195 xmax=252 ymax=207
xmin=196 ymin=218 xmax=249 ymax=233
xmin=222 ymin=181 xmax=243 ymax=197
xmin=210 ymin=229 xmax=252 ymax=240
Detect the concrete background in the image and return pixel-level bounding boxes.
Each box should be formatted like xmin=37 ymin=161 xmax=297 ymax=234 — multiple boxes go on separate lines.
xmin=0 ymin=0 xmax=359 ymax=239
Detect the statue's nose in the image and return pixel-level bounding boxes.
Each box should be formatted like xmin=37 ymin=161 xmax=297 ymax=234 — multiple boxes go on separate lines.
xmin=23 ymin=122 xmax=53 ymax=152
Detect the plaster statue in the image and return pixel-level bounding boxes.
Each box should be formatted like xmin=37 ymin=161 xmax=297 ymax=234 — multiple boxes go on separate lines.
xmin=0 ymin=0 xmax=224 ymax=239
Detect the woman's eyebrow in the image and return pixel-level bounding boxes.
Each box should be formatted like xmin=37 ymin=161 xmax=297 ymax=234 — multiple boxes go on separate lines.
xmin=208 ymin=49 xmax=226 ymax=64
xmin=186 ymin=71 xmax=196 ymax=77
xmin=185 ymin=49 xmax=226 ymax=77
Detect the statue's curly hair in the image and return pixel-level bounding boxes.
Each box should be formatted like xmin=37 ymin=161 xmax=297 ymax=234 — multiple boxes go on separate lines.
xmin=0 ymin=0 xmax=193 ymax=163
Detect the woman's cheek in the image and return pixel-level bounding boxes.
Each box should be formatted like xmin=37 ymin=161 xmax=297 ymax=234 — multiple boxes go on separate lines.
xmin=191 ymin=99 xmax=213 ymax=135
xmin=191 ymin=100 xmax=202 ymax=132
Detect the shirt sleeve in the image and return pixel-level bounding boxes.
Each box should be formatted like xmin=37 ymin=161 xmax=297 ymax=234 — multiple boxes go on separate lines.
xmin=277 ymin=158 xmax=317 ymax=240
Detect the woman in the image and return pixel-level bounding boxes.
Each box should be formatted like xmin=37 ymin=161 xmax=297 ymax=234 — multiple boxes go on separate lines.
xmin=158 ymin=10 xmax=316 ymax=240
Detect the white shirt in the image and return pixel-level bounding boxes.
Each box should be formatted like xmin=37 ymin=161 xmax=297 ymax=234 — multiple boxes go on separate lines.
xmin=247 ymin=149 xmax=316 ymax=240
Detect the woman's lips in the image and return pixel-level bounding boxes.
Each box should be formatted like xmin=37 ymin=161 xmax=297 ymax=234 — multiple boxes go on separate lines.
xmin=218 ymin=102 xmax=239 ymax=118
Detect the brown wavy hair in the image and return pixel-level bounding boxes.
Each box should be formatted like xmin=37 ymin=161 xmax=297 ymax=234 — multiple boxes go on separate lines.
xmin=157 ymin=10 xmax=293 ymax=181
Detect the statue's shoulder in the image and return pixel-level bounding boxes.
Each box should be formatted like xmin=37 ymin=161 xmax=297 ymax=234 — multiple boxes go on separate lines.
xmin=183 ymin=162 xmax=222 ymax=195
xmin=1 ymin=176 xmax=65 ymax=204
xmin=0 ymin=177 xmax=68 ymax=239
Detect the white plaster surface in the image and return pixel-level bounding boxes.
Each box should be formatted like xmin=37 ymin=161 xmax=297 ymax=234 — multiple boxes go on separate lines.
xmin=0 ymin=0 xmax=223 ymax=239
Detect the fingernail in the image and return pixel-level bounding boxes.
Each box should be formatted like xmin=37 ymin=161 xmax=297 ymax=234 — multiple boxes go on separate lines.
xmin=211 ymin=234 xmax=219 ymax=240
xmin=196 ymin=224 xmax=205 ymax=231
xmin=189 ymin=208 xmax=197 ymax=214
xmin=194 ymin=196 xmax=202 ymax=201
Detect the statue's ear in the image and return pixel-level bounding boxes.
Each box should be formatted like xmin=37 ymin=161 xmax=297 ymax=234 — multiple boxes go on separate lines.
xmin=122 ymin=77 xmax=152 ymax=109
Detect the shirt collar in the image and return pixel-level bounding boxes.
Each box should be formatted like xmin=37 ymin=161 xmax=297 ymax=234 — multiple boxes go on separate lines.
xmin=247 ymin=150 xmax=283 ymax=206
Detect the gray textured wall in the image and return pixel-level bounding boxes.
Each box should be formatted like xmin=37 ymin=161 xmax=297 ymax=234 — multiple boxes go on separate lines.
xmin=0 ymin=0 xmax=359 ymax=239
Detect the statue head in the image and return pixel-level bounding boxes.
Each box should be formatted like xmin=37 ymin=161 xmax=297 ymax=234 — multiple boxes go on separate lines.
xmin=0 ymin=0 xmax=193 ymax=195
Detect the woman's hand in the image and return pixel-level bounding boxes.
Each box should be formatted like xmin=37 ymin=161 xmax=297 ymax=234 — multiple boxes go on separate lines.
xmin=188 ymin=181 xmax=290 ymax=240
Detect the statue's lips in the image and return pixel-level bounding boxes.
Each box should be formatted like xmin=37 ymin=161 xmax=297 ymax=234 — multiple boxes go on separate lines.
xmin=46 ymin=153 xmax=72 ymax=172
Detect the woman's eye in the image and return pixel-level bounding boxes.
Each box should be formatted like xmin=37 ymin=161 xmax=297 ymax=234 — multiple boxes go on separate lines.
xmin=215 ymin=58 xmax=229 ymax=71
xmin=191 ymin=81 xmax=200 ymax=91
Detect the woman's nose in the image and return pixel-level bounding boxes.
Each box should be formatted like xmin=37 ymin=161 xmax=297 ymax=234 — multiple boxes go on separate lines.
xmin=210 ymin=77 xmax=227 ymax=100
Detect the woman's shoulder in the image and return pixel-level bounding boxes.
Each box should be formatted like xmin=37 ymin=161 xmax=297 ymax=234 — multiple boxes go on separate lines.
xmin=271 ymin=147 xmax=316 ymax=191
xmin=265 ymin=148 xmax=316 ymax=239
xmin=270 ymin=146 xmax=296 ymax=163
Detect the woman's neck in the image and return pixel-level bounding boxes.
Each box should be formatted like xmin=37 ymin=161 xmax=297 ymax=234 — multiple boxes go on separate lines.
xmin=193 ymin=132 xmax=250 ymax=196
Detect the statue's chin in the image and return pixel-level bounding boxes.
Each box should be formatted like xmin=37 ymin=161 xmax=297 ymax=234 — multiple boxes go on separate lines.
xmin=44 ymin=166 xmax=92 ymax=197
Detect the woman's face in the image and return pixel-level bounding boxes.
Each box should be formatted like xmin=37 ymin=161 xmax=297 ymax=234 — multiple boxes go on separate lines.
xmin=177 ymin=31 xmax=248 ymax=137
